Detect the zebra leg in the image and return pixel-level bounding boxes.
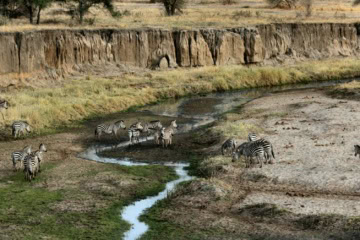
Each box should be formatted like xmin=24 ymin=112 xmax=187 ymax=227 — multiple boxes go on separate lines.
xmin=258 ymin=155 xmax=262 ymax=168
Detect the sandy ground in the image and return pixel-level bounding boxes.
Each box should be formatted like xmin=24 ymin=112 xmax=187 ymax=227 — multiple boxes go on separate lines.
xmin=146 ymin=87 xmax=360 ymax=239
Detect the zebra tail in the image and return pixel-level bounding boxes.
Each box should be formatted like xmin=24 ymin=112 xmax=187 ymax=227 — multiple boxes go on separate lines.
xmin=94 ymin=128 xmax=97 ymax=137
xmin=272 ymin=148 xmax=275 ymax=159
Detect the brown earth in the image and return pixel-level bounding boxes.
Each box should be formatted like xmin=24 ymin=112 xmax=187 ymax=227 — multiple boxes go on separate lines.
xmin=140 ymin=87 xmax=360 ymax=239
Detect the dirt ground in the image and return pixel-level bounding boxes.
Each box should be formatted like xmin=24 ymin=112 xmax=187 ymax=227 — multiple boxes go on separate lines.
xmin=140 ymin=87 xmax=360 ymax=240
xmin=3 ymin=85 xmax=360 ymax=239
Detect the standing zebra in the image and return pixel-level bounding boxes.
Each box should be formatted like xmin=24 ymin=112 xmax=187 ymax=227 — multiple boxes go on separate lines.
xmin=221 ymin=138 xmax=237 ymax=156
xmin=161 ymin=120 xmax=177 ymax=148
xmin=0 ymin=100 xmax=9 ymax=120
xmin=233 ymin=141 xmax=265 ymax=168
xmin=12 ymin=121 xmax=31 ymax=138
xmin=32 ymin=144 xmax=47 ymax=173
xmin=23 ymin=153 xmax=39 ymax=181
xmin=248 ymin=133 xmax=275 ymax=164
xmin=142 ymin=120 xmax=163 ymax=140
xmin=11 ymin=145 xmax=32 ymax=171
xmin=248 ymin=133 xmax=258 ymax=142
xmin=95 ymin=120 xmax=126 ymax=139
xmin=128 ymin=122 xmax=144 ymax=144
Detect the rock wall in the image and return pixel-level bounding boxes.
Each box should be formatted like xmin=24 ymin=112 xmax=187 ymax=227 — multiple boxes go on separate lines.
xmin=0 ymin=23 xmax=359 ymax=80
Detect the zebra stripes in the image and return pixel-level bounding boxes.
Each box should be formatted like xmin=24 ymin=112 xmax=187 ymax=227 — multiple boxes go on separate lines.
xmin=128 ymin=122 xmax=144 ymax=144
xmin=23 ymin=144 xmax=47 ymax=181
xmin=12 ymin=145 xmax=32 ymax=171
xmin=23 ymin=153 xmax=39 ymax=181
xmin=33 ymin=144 xmax=47 ymax=173
xmin=12 ymin=121 xmax=31 ymax=138
xmin=142 ymin=120 xmax=163 ymax=140
xmin=221 ymin=138 xmax=237 ymax=156
xmin=161 ymin=120 xmax=177 ymax=148
xmin=248 ymin=133 xmax=275 ymax=164
xmin=95 ymin=120 xmax=126 ymax=139
xmin=233 ymin=141 xmax=265 ymax=168
xmin=248 ymin=133 xmax=258 ymax=142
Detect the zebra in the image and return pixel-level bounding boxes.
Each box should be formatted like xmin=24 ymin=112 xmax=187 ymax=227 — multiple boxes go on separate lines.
xmin=355 ymin=145 xmax=360 ymax=158
xmin=23 ymin=153 xmax=39 ymax=181
xmin=248 ymin=133 xmax=258 ymax=142
xmin=32 ymin=144 xmax=47 ymax=173
xmin=11 ymin=145 xmax=32 ymax=171
xmin=232 ymin=141 xmax=265 ymax=168
xmin=95 ymin=120 xmax=126 ymax=139
xmin=221 ymin=138 xmax=237 ymax=156
xmin=12 ymin=121 xmax=31 ymax=138
xmin=142 ymin=120 xmax=163 ymax=140
xmin=161 ymin=120 xmax=177 ymax=148
xmin=128 ymin=122 xmax=144 ymax=144
xmin=254 ymin=138 xmax=275 ymax=164
xmin=0 ymin=99 xmax=9 ymax=120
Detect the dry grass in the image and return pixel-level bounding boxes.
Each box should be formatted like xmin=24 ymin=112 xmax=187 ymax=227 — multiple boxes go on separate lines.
xmin=1 ymin=0 xmax=360 ymax=32
xmin=3 ymin=58 xmax=360 ymax=134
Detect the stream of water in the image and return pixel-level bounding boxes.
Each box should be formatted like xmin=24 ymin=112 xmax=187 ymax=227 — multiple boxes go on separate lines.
xmin=78 ymin=78 xmax=358 ymax=240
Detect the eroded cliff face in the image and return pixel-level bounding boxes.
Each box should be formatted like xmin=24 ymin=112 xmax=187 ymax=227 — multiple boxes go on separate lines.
xmin=0 ymin=23 xmax=359 ymax=82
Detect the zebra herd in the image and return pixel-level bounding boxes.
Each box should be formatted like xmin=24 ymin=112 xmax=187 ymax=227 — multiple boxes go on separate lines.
xmin=222 ymin=133 xmax=275 ymax=168
xmin=11 ymin=143 xmax=48 ymax=181
xmin=95 ymin=119 xmax=178 ymax=148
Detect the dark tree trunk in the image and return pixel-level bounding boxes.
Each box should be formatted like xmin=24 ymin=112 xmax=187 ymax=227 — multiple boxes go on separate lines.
xmin=36 ymin=7 xmax=41 ymax=24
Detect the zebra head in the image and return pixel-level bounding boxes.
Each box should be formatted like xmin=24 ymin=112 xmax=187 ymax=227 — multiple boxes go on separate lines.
xmin=115 ymin=120 xmax=126 ymax=129
xmin=232 ymin=151 xmax=239 ymax=162
xmin=39 ymin=143 xmax=47 ymax=152
xmin=25 ymin=123 xmax=31 ymax=132
xmin=170 ymin=120 xmax=177 ymax=128
xmin=135 ymin=122 xmax=143 ymax=130
xmin=151 ymin=120 xmax=163 ymax=129
xmin=1 ymin=100 xmax=8 ymax=109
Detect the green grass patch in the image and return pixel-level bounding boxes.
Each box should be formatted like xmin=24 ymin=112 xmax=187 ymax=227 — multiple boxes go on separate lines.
xmin=0 ymin=162 xmax=178 ymax=239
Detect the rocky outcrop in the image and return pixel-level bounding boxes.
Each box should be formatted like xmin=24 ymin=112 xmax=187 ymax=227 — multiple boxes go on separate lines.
xmin=0 ymin=23 xmax=360 ymax=81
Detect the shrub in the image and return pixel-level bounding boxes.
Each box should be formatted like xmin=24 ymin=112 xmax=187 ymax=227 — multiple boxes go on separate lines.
xmin=161 ymin=0 xmax=186 ymax=16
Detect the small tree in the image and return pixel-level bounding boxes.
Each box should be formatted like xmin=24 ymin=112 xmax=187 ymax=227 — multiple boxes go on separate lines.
xmin=60 ymin=0 xmax=119 ymax=24
xmin=161 ymin=0 xmax=186 ymax=16
xmin=265 ymin=0 xmax=298 ymax=9
xmin=1 ymin=0 xmax=52 ymax=24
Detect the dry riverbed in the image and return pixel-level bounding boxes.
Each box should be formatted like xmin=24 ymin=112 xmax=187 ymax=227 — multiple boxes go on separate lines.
xmin=140 ymin=85 xmax=360 ymax=240
xmin=2 ymin=84 xmax=360 ymax=239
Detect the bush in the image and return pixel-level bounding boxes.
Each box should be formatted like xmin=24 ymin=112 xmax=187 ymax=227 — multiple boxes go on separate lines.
xmin=265 ymin=0 xmax=298 ymax=9
xmin=222 ymin=0 xmax=235 ymax=5
xmin=0 ymin=15 xmax=8 ymax=25
xmin=161 ymin=0 xmax=186 ymax=16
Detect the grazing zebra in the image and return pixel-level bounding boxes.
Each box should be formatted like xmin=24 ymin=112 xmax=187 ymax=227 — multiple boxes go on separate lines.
xmin=32 ymin=144 xmax=47 ymax=173
xmin=142 ymin=120 xmax=163 ymax=139
xmin=221 ymin=138 xmax=237 ymax=156
xmin=128 ymin=122 xmax=144 ymax=144
xmin=161 ymin=120 xmax=177 ymax=148
xmin=12 ymin=145 xmax=32 ymax=171
xmin=95 ymin=120 xmax=126 ymax=139
xmin=12 ymin=121 xmax=31 ymax=138
xmin=254 ymin=138 xmax=275 ymax=164
xmin=233 ymin=141 xmax=265 ymax=168
xmin=0 ymin=100 xmax=8 ymax=120
xmin=248 ymin=133 xmax=258 ymax=142
xmin=355 ymin=145 xmax=360 ymax=158
xmin=23 ymin=153 xmax=39 ymax=181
